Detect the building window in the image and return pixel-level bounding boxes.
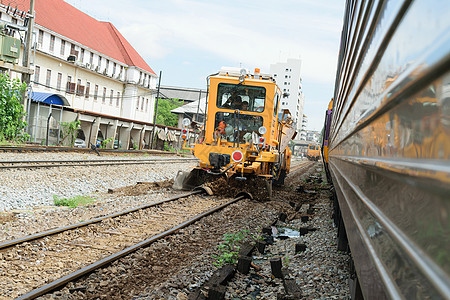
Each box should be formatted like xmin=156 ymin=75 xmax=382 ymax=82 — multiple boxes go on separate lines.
xmin=60 ymin=40 xmax=66 ymax=56
xmin=90 ymin=53 xmax=93 ymax=65
xmin=136 ymin=97 xmax=140 ymax=110
xmin=56 ymin=73 xmax=62 ymax=90
xmin=34 ymin=66 xmax=40 ymax=83
xmin=285 ymin=68 xmax=288 ymax=72
xmin=113 ymin=63 xmax=116 ymax=75
xmin=102 ymin=87 xmax=106 ymax=103
xmin=94 ymin=85 xmax=98 ymax=100
xmin=145 ymin=98 xmax=149 ymax=112
xmin=106 ymin=60 xmax=109 ymax=74
xmin=284 ymin=82 xmax=287 ymax=85
xmin=49 ymin=35 xmax=55 ymax=52
xmin=45 ymin=69 xmax=51 ymax=87
xmin=110 ymin=89 xmax=113 ymax=105
xmin=116 ymin=92 xmax=120 ymax=107
xmin=274 ymin=74 xmax=277 ymax=77
xmin=80 ymin=49 xmax=84 ymax=63
xmin=85 ymin=82 xmax=90 ymax=99
xmin=141 ymin=97 xmax=144 ymax=110
xmin=76 ymin=79 xmax=84 ymax=96
xmin=98 ymin=56 xmax=102 ymax=68
xmin=66 ymin=75 xmax=75 ymax=94
xmin=38 ymin=30 xmax=43 ymax=46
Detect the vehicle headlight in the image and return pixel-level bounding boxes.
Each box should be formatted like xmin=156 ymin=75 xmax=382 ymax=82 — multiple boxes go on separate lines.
xmin=258 ymin=126 xmax=267 ymax=135
xmin=182 ymin=118 xmax=191 ymax=127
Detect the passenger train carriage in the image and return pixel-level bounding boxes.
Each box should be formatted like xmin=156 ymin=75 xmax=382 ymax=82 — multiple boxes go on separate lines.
xmin=323 ymin=0 xmax=450 ymax=299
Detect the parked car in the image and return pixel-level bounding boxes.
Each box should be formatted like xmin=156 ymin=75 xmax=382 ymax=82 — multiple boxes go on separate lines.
xmin=74 ymin=138 xmax=86 ymax=148
xmin=114 ymin=139 xmax=122 ymax=149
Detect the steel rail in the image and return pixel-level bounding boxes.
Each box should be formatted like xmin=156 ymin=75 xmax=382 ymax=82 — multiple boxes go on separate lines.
xmin=0 ymin=191 xmax=201 ymax=250
xmin=0 ymin=158 xmax=198 ymax=169
xmin=0 ymin=145 xmax=172 ymax=155
xmin=16 ymin=195 xmax=245 ymax=300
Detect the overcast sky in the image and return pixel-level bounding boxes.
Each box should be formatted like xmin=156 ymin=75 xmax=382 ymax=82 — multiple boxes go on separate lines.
xmin=66 ymin=0 xmax=346 ymax=131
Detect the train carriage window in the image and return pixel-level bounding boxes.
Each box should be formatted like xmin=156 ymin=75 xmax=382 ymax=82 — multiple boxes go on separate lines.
xmin=217 ymin=83 xmax=265 ymax=112
xmin=214 ymin=112 xmax=263 ymax=143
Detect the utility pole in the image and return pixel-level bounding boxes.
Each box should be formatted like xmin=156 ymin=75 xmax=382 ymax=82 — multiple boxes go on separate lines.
xmin=150 ymin=70 xmax=162 ymax=149
xmin=22 ymin=0 xmax=35 ymax=109
xmin=194 ymin=89 xmax=202 ymax=122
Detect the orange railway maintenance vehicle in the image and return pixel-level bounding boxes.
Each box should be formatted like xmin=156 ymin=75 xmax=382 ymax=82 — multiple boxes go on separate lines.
xmin=174 ymin=67 xmax=297 ymax=199
xmin=306 ymin=144 xmax=321 ymax=161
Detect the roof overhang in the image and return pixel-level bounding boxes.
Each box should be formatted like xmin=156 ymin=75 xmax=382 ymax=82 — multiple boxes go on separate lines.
xmin=31 ymin=92 xmax=70 ymax=106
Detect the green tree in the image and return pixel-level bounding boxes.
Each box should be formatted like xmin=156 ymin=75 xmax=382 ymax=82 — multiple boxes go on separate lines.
xmin=59 ymin=119 xmax=80 ymax=146
xmin=155 ymin=98 xmax=184 ymax=127
xmin=0 ymin=74 xmax=27 ymax=142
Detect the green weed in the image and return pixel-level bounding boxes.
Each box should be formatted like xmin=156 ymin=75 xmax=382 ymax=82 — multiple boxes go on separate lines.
xmin=53 ymin=195 xmax=94 ymax=208
xmin=212 ymin=230 xmax=255 ymax=267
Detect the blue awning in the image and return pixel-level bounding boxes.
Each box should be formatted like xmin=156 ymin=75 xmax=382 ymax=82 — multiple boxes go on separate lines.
xmin=31 ymin=92 xmax=70 ymax=106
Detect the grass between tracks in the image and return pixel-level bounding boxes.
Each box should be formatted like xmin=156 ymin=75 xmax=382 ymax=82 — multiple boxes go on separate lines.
xmin=53 ymin=195 xmax=94 ymax=208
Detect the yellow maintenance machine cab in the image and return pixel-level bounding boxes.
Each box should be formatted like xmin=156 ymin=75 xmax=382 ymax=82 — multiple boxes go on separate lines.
xmin=175 ymin=67 xmax=297 ymax=200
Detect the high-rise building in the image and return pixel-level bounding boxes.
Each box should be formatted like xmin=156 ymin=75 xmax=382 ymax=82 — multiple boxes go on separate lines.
xmin=270 ymin=58 xmax=305 ymax=139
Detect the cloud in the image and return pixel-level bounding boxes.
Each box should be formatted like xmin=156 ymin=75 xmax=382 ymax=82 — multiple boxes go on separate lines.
xmin=65 ymin=0 xmax=345 ymax=130
xmin=67 ymin=0 xmax=344 ymax=84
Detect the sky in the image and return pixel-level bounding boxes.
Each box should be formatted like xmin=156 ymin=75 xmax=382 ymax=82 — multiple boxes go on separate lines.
xmin=65 ymin=0 xmax=346 ymax=131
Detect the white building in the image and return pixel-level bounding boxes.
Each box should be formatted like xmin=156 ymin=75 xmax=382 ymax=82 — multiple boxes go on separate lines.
xmin=301 ymin=114 xmax=307 ymax=140
xmin=1 ymin=0 xmax=158 ymax=149
xmin=270 ymin=58 xmax=305 ymax=139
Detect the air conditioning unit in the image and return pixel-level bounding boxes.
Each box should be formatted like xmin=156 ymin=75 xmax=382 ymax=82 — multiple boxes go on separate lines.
xmin=67 ymin=55 xmax=76 ymax=62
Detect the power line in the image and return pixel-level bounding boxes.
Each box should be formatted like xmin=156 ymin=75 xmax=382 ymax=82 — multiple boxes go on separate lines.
xmin=31 ymin=80 xmax=156 ymax=100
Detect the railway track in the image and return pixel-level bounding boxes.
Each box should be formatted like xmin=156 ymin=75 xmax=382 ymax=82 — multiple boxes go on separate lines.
xmin=0 ymin=190 xmax=247 ymax=299
xmin=0 ymin=157 xmax=198 ymax=169
xmin=288 ymin=160 xmax=315 ymax=174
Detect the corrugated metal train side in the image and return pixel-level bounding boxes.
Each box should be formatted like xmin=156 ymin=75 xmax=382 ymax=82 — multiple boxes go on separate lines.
xmin=326 ymin=0 xmax=450 ymax=299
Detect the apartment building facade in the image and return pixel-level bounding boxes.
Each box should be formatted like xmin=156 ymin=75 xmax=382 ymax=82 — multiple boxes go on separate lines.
xmin=1 ymin=0 xmax=158 ymax=149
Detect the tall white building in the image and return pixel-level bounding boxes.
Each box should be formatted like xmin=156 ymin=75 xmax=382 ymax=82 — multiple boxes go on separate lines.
xmin=270 ymin=58 xmax=305 ymax=139
xmin=1 ymin=0 xmax=159 ymax=149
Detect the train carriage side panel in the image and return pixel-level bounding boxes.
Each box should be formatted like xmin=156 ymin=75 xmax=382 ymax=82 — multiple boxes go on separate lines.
xmin=329 ymin=0 xmax=450 ymax=299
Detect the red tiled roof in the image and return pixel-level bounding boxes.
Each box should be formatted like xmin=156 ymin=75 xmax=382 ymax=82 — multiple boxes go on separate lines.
xmin=15 ymin=0 xmax=155 ymax=75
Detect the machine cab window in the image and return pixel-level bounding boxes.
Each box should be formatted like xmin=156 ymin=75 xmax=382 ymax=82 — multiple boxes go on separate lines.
xmin=214 ymin=112 xmax=263 ymax=143
xmin=217 ymin=83 xmax=266 ymax=112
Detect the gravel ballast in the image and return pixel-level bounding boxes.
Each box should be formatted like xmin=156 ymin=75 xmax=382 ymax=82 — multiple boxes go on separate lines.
xmin=0 ymin=151 xmax=351 ymax=299
xmin=0 ymin=152 xmax=193 ymax=212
